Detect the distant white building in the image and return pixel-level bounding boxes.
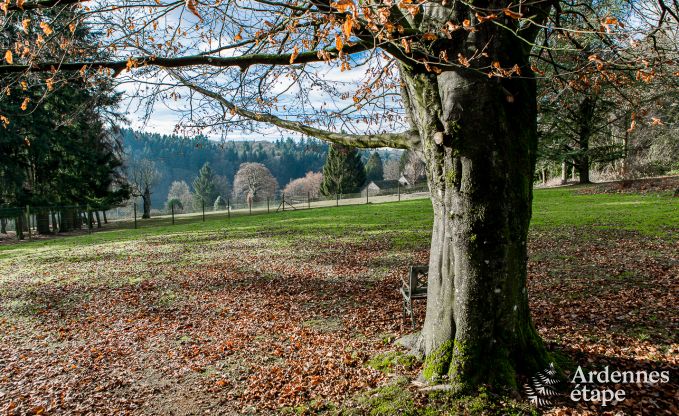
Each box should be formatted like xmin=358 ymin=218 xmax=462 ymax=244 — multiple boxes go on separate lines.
xmin=362 ymin=180 xmax=402 ymax=196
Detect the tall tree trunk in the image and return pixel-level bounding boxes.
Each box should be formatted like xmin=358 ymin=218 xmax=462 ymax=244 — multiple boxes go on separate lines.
xmin=51 ymin=211 xmax=58 ymax=233
xmin=401 ymin=65 xmax=548 ymax=391
xmin=102 ymin=211 xmax=108 ymax=224
xmin=1 ymin=218 xmax=6 ymax=234
xmin=75 ymin=210 xmax=82 ymax=229
xmin=575 ymin=97 xmax=595 ymax=184
xmin=142 ymin=188 xmax=152 ymax=219
xmin=576 ymin=157 xmax=590 ymax=184
xmin=36 ymin=210 xmax=51 ymax=235
xmin=95 ymin=211 xmax=102 ymax=228
xmin=60 ymin=208 xmax=74 ymax=232
xmin=16 ymin=215 xmax=24 ymax=240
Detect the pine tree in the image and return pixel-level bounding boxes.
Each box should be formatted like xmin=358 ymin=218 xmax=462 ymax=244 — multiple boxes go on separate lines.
xmin=0 ymin=10 xmax=129 ymax=234
xmin=364 ymin=151 xmax=384 ymax=182
xmin=319 ymin=144 xmax=366 ymax=196
xmin=192 ymin=162 xmax=217 ymax=207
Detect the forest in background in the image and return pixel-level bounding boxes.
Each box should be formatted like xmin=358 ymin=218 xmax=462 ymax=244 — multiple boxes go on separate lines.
xmin=120 ymin=129 xmax=403 ymax=206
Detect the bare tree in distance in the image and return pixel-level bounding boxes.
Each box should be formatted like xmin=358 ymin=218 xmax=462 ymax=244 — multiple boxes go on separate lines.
xmin=232 ymin=163 xmax=278 ymax=203
xmin=283 ymin=172 xmax=323 ymax=199
xmin=128 ymin=159 xmax=160 ymax=219
xmin=1 ymin=0 xmax=677 ymax=391
xmin=166 ymin=180 xmax=193 ymax=213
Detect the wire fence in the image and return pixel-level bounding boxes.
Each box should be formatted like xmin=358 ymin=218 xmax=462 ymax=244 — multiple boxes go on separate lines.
xmin=0 ymin=182 xmax=429 ymax=243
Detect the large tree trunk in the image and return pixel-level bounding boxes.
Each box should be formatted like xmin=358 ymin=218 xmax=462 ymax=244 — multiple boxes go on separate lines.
xmin=142 ymin=188 xmax=152 ymax=219
xmin=401 ymin=64 xmax=548 ymax=391
xmin=1 ymin=218 xmax=6 ymax=234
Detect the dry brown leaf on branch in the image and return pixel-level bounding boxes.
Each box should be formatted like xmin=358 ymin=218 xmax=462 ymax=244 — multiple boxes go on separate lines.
xmin=342 ymin=15 xmax=354 ymax=38
xmin=39 ymin=21 xmax=53 ymax=36
xmin=289 ymin=46 xmax=299 ymax=64
xmin=476 ymin=12 xmax=497 ymax=23
xmin=4 ymin=49 xmax=12 ymax=64
xmin=503 ymin=8 xmax=523 ymax=19
xmin=185 ymin=0 xmax=201 ymax=19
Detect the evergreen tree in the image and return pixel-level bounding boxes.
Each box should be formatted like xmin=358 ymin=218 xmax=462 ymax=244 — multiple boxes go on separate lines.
xmin=192 ymin=162 xmax=217 ymax=207
xmin=364 ymin=152 xmax=384 ymax=182
xmin=319 ymin=144 xmax=366 ymax=196
xmin=0 ymin=10 xmax=129 ymax=234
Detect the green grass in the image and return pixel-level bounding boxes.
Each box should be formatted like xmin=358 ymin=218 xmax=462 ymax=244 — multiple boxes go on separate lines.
xmin=529 ymin=187 xmax=678 ymax=235
xmin=1 ymin=187 xmax=676 ymax=263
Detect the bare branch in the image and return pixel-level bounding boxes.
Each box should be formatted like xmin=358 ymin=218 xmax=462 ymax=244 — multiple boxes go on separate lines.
xmin=169 ymin=71 xmax=419 ymax=149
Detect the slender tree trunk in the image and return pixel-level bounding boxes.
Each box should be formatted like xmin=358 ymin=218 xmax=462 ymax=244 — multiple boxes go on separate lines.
xmin=1 ymin=218 xmax=6 ymax=234
xmin=142 ymin=188 xmax=152 ymax=219
xmin=51 ymin=211 xmax=58 ymax=233
xmin=575 ymin=97 xmax=594 ymax=184
xmin=16 ymin=215 xmax=24 ymax=240
xmin=102 ymin=211 xmax=108 ymax=224
xmin=401 ymin=64 xmax=548 ymax=391
xmin=75 ymin=211 xmax=82 ymax=229
xmin=95 ymin=211 xmax=102 ymax=228
xmin=561 ymin=161 xmax=568 ymax=184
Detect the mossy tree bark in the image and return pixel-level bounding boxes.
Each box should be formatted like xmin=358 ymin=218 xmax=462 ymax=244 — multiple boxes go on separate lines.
xmin=400 ymin=54 xmax=549 ymax=391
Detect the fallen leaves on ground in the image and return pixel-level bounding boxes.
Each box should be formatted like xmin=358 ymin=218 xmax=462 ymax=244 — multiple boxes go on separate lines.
xmin=0 ymin=220 xmax=676 ymax=415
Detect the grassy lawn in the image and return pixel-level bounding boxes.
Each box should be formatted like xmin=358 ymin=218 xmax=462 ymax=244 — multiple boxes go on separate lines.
xmin=0 ymin=187 xmax=676 ymax=415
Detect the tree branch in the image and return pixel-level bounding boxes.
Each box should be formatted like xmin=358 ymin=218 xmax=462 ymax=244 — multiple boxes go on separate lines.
xmin=0 ymin=43 xmax=369 ymax=75
xmin=169 ymin=72 xmax=419 ymax=150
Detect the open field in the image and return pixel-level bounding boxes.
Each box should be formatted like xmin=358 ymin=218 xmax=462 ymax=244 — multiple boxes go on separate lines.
xmin=0 ymin=187 xmax=677 ymax=415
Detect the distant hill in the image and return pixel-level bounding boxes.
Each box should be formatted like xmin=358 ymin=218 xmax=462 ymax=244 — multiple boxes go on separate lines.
xmin=120 ymin=129 xmax=402 ymax=206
